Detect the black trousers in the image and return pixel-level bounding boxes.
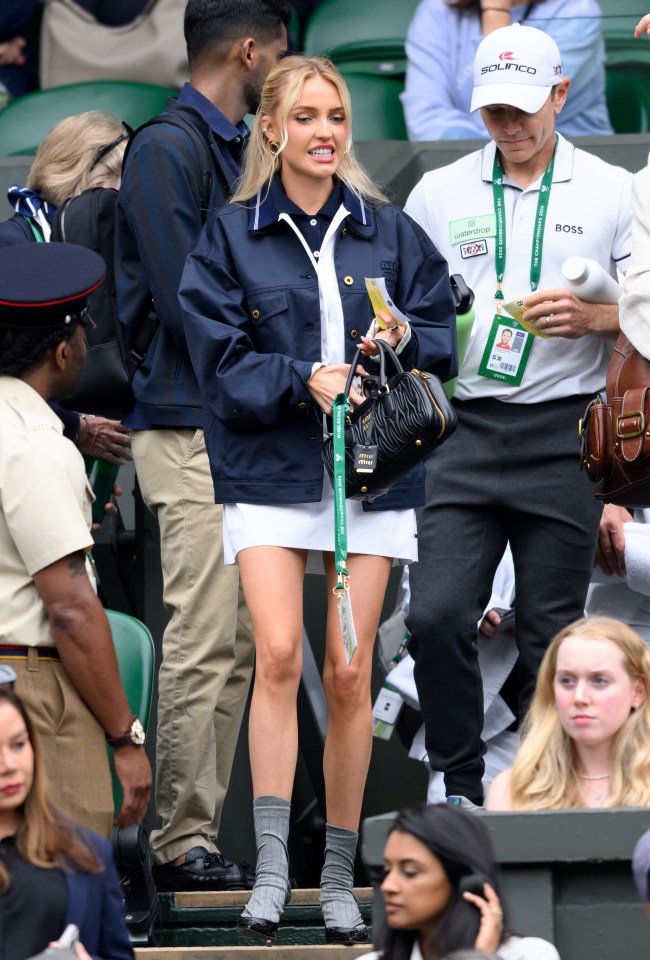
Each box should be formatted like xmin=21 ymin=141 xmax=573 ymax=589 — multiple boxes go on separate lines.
xmin=406 ymin=395 xmax=602 ymax=801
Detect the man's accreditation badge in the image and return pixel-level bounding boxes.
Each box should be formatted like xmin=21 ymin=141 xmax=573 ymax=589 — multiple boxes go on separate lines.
xmin=477 ymin=315 xmax=534 ymax=386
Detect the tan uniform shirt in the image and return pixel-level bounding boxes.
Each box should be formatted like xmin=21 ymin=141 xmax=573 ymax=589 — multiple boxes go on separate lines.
xmin=0 ymin=376 xmax=93 ymax=647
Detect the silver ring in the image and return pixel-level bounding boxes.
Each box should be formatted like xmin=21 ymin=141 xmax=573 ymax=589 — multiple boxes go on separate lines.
xmin=546 ymin=314 xmax=553 ymax=329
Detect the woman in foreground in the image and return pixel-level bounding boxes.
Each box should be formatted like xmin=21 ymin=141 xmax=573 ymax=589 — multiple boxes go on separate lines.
xmin=180 ymin=54 xmax=456 ymax=943
xmin=359 ymin=803 xmax=559 ymax=959
xmin=0 ymin=674 xmax=133 ymax=960
xmin=487 ymin=616 xmax=650 ymax=810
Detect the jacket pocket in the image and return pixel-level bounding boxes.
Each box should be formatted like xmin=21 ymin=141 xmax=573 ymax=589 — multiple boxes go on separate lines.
xmin=248 ymin=289 xmax=288 ymax=327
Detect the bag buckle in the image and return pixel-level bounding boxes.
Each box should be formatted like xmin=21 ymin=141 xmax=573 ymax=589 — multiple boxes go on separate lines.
xmin=616 ymin=411 xmax=645 ymax=440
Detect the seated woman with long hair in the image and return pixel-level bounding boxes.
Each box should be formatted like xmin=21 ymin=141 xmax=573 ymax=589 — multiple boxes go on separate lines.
xmin=487 ymin=616 xmax=650 ymax=810
xmin=0 ymin=675 xmax=133 ymax=960
xmin=360 ymin=803 xmax=558 ymax=960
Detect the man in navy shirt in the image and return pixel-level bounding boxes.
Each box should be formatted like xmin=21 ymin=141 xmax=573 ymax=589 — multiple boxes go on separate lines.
xmin=116 ymin=0 xmax=289 ymax=891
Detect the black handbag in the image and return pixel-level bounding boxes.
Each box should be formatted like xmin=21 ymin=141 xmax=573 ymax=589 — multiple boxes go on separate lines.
xmin=322 ymin=340 xmax=457 ymax=500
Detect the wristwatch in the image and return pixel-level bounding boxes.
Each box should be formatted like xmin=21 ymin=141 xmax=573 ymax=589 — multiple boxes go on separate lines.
xmin=106 ymin=716 xmax=146 ymax=748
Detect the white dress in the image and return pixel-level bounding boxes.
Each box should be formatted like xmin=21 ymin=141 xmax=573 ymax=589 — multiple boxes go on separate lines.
xmin=222 ymin=204 xmax=418 ymax=572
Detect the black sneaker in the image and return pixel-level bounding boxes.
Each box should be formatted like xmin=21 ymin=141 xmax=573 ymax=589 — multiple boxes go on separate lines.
xmin=153 ymin=846 xmax=256 ymax=892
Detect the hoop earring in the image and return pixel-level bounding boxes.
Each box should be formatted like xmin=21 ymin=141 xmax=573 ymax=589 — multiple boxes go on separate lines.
xmin=268 ymin=140 xmax=280 ymax=155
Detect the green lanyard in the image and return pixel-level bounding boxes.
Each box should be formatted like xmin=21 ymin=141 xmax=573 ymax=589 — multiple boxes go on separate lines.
xmin=27 ymin=218 xmax=45 ymax=243
xmin=332 ymin=392 xmax=350 ymax=592
xmin=492 ymin=134 xmax=557 ymax=303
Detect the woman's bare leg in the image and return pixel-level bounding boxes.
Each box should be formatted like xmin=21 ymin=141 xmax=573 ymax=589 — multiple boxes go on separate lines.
xmin=239 ymin=545 xmax=307 ymax=800
xmin=320 ymin=552 xmax=392 ymax=936
xmin=322 ymin=552 xmax=392 ymax=826
xmin=237 ymin=546 xmax=307 ymax=928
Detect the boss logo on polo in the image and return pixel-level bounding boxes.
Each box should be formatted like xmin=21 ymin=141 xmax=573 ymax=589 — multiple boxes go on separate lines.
xmin=556 ymin=224 xmax=584 ymax=234
xmin=460 ymin=239 xmax=488 ymax=259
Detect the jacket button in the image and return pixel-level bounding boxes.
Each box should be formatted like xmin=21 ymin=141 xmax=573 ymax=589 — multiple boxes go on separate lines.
xmin=366 ymin=499 xmax=375 ymax=505
xmin=298 ymin=401 xmax=308 ymax=409
xmin=344 ymin=276 xmax=354 ymax=286
xmin=342 ymin=227 xmax=348 ymax=236
xmin=251 ymin=309 xmax=260 ymax=319
xmin=350 ymin=329 xmax=358 ymax=339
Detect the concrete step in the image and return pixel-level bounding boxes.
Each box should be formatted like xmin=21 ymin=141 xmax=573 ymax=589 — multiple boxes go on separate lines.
xmin=168 ymin=888 xmax=374 ymax=910
xmin=136 ymin=947 xmax=371 ymax=960
xmin=156 ymin=887 xmax=375 ymax=948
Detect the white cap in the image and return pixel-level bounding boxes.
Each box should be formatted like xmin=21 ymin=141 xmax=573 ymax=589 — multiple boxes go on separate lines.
xmin=471 ymin=24 xmax=563 ymax=114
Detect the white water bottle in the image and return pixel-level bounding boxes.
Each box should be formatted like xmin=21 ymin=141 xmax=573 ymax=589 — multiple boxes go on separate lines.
xmin=561 ymin=256 xmax=622 ymax=304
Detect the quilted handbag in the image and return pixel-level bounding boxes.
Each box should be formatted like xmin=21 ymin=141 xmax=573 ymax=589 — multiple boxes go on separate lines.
xmin=579 ymin=333 xmax=650 ymax=506
xmin=322 ymin=339 xmax=457 ymax=501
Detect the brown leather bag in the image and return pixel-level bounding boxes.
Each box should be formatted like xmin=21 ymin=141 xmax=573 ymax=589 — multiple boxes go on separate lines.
xmin=580 ymin=333 xmax=650 ymax=506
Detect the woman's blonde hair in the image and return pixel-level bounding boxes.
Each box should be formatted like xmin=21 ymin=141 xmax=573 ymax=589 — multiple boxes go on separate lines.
xmin=509 ymin=616 xmax=650 ymax=809
xmin=27 ymin=110 xmax=128 ymax=206
xmin=231 ymin=55 xmax=387 ymax=207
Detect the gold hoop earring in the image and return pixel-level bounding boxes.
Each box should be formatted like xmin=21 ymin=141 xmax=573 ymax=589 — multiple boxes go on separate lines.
xmin=268 ymin=140 xmax=280 ymax=155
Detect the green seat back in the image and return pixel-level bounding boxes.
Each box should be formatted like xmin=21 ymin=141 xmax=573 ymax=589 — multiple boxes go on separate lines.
xmin=0 ymin=81 xmax=176 ymax=157
xmin=303 ymin=0 xmax=419 ymax=76
xmin=606 ymin=65 xmax=650 ymax=133
xmin=343 ymin=73 xmax=407 ymax=140
xmin=600 ymin=0 xmax=647 ymax=43
xmin=105 ymin=609 xmax=155 ymax=812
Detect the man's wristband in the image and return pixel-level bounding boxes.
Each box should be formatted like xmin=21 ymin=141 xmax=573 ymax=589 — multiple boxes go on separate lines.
xmin=481 ymin=6 xmax=510 ymax=12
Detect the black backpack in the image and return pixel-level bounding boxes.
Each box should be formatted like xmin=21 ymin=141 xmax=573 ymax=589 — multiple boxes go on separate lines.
xmin=54 ymin=113 xmax=215 ymax=419
xmin=53 ymin=186 xmax=134 ymax=419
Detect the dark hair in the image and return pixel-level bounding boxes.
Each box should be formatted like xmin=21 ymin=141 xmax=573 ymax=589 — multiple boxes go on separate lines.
xmin=445 ymin=0 xmax=539 ymax=14
xmin=184 ymin=0 xmax=291 ymax=69
xmin=0 ymin=685 xmax=101 ymax=893
xmin=378 ymin=804 xmax=507 ymax=960
xmin=0 ymin=324 xmax=77 ymax=378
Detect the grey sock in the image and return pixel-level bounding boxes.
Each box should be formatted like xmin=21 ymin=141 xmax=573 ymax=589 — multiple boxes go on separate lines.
xmin=320 ymin=823 xmax=366 ymax=930
xmin=241 ymin=795 xmax=290 ymax=923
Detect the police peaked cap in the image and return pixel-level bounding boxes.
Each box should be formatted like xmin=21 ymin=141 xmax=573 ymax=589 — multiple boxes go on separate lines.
xmin=0 ymin=242 xmax=105 ymax=330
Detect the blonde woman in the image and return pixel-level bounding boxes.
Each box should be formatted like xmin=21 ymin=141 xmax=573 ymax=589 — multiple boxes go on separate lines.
xmin=179 ymin=55 xmax=457 ymax=943
xmin=0 ymin=110 xmax=130 ymax=245
xmin=487 ymin=616 xmax=650 ymax=810
xmin=0 ymin=109 xmax=132 ymax=463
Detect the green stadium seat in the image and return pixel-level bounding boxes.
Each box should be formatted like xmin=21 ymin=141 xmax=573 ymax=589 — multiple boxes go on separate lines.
xmin=599 ymin=1 xmax=650 ymax=67
xmin=0 ymin=81 xmax=176 ymax=157
xmin=105 ymin=609 xmax=155 ymax=812
xmin=606 ymin=64 xmax=650 ymax=133
xmin=344 ymin=73 xmax=407 ymax=140
xmin=303 ymin=0 xmax=420 ymax=76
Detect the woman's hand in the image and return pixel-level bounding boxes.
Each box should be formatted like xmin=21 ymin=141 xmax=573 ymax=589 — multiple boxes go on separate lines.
xmin=306 ymin=363 xmax=365 ymax=414
xmin=463 ymin=882 xmax=504 ymax=954
xmin=358 ymin=309 xmax=408 ymax=357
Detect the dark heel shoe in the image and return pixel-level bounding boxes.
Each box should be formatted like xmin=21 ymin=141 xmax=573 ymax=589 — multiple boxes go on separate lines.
xmin=325 ymin=924 xmax=369 ymax=945
xmin=237 ymin=915 xmax=278 ymax=946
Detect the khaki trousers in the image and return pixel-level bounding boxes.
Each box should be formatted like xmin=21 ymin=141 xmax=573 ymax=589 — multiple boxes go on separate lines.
xmin=131 ymin=428 xmax=254 ymax=864
xmin=13 ymin=652 xmax=114 ymax=838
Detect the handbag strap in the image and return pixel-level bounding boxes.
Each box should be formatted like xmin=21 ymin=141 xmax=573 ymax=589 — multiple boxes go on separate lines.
xmin=374 ymin=338 xmax=405 ymax=384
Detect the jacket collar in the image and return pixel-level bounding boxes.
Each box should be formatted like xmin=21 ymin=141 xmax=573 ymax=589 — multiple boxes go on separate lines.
xmin=248 ymin=181 xmax=377 ymax=237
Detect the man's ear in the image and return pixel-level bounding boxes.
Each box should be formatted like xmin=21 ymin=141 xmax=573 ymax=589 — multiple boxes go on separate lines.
xmin=53 ymin=338 xmax=68 ymax=371
xmin=553 ymin=78 xmax=571 ymax=115
xmin=239 ymin=36 xmax=257 ymax=71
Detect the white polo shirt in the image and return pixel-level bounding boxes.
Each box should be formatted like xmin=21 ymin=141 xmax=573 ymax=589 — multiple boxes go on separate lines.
xmin=405 ymin=134 xmax=632 ymax=403
xmin=0 ymin=376 xmax=93 ymax=647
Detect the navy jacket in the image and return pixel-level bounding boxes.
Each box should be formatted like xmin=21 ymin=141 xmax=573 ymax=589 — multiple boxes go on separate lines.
xmin=180 ymin=184 xmax=457 ymax=510
xmin=116 ymin=94 xmax=240 ymax=427
xmin=64 ymin=832 xmax=133 ymax=960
